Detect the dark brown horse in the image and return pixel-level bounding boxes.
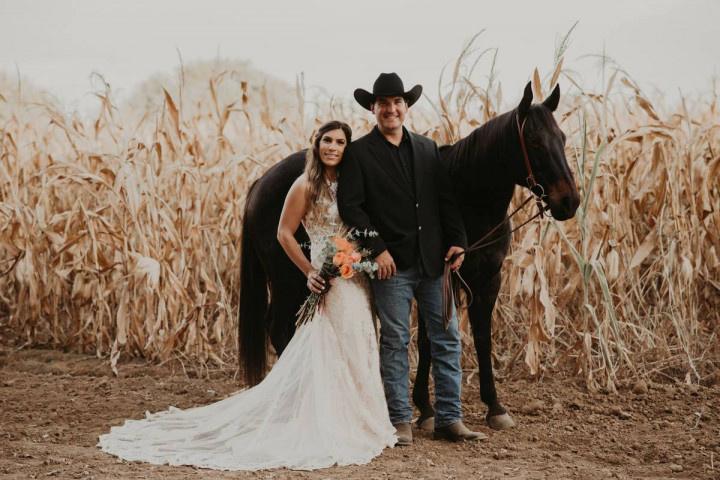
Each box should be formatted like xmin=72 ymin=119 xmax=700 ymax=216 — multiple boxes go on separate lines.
xmin=238 ymin=82 xmax=580 ymax=429
xmin=413 ymin=82 xmax=579 ymax=430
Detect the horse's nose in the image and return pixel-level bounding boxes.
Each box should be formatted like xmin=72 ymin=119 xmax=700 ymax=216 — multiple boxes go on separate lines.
xmin=560 ymin=193 xmax=580 ymax=217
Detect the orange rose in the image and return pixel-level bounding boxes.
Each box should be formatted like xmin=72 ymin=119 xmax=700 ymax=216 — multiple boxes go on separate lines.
xmin=333 ymin=251 xmax=348 ymax=267
xmin=339 ymin=263 xmax=354 ymax=279
xmin=333 ymin=236 xmax=354 ymax=254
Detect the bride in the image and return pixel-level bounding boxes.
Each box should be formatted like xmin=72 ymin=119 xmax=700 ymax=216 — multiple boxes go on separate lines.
xmin=97 ymin=120 xmax=397 ymax=470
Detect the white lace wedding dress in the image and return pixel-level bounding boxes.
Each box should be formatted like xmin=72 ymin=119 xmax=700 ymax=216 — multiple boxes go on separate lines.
xmin=97 ymin=182 xmax=396 ymax=470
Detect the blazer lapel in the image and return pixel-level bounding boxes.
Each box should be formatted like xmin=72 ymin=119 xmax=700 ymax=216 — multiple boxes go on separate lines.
xmin=367 ymin=132 xmax=415 ymax=198
xmin=408 ymin=131 xmax=424 ymax=198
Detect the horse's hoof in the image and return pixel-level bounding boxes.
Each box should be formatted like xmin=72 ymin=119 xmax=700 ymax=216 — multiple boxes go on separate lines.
xmin=416 ymin=416 xmax=435 ymax=432
xmin=487 ymin=412 xmax=515 ymax=430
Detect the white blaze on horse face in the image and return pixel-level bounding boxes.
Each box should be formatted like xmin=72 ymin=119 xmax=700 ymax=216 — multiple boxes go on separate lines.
xmin=371 ymin=96 xmax=407 ymax=133
xmin=318 ymin=128 xmax=348 ymax=168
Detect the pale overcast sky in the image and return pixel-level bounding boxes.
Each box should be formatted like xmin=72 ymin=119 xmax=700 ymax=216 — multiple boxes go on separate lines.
xmin=0 ymin=0 xmax=717 ymax=113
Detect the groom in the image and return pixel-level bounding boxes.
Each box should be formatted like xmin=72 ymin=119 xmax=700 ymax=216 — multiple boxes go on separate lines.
xmin=338 ymin=73 xmax=484 ymax=444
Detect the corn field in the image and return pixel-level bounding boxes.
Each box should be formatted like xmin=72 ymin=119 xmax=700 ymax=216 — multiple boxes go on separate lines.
xmin=0 ymin=43 xmax=718 ymax=391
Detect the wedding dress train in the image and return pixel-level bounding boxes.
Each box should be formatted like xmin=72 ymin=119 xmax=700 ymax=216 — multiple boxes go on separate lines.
xmin=97 ymin=182 xmax=396 ymax=470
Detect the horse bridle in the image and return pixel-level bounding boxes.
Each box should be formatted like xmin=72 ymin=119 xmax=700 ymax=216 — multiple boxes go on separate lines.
xmin=516 ymin=113 xmax=548 ymax=219
xmin=441 ymin=112 xmax=550 ymax=329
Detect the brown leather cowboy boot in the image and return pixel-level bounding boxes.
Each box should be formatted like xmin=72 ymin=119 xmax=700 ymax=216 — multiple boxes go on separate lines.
xmin=433 ymin=420 xmax=488 ymax=442
xmin=393 ymin=422 xmax=413 ymax=446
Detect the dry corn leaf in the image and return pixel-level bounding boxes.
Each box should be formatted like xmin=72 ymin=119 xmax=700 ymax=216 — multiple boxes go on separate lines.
xmin=635 ymin=95 xmax=660 ymax=121
xmin=163 ymin=88 xmax=181 ymax=138
xmin=629 ymin=230 xmax=658 ymax=269
xmin=532 ymin=68 xmax=544 ymax=101
xmin=549 ymin=57 xmax=564 ymax=91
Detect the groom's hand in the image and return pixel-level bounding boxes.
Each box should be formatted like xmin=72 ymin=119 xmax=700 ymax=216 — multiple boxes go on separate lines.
xmin=445 ymin=246 xmax=465 ymax=271
xmin=375 ymin=250 xmax=396 ymax=280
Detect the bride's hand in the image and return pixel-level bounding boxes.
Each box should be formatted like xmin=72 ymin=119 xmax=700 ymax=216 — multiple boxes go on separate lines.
xmin=306 ymin=270 xmax=326 ymax=294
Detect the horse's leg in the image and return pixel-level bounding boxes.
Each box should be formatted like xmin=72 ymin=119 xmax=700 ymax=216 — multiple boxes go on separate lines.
xmin=468 ymin=271 xmax=515 ymax=430
xmin=267 ymin=276 xmax=306 ymax=356
xmin=268 ymin=299 xmax=292 ymax=356
xmin=265 ymin=238 xmax=308 ymax=357
xmin=412 ymin=314 xmax=434 ymax=430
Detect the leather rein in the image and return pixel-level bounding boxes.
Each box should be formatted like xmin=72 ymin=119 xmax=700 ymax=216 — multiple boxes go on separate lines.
xmin=441 ymin=113 xmax=549 ymax=329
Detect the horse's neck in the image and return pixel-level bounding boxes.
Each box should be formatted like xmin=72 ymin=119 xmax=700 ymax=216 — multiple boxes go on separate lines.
xmin=445 ymin=110 xmax=518 ymax=218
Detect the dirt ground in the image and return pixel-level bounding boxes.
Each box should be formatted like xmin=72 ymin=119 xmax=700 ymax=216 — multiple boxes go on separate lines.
xmin=0 ymin=343 xmax=718 ymax=480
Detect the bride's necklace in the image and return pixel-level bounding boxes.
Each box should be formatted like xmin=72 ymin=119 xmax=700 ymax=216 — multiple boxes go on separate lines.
xmin=325 ymin=176 xmax=337 ymax=202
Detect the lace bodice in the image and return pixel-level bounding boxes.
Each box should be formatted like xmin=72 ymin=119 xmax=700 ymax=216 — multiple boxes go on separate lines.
xmin=302 ymin=180 xmax=344 ymax=268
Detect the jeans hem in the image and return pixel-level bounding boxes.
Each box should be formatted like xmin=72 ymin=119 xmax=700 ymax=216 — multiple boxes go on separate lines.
xmin=389 ymin=416 xmax=413 ymax=426
xmin=434 ymin=417 xmax=462 ymax=429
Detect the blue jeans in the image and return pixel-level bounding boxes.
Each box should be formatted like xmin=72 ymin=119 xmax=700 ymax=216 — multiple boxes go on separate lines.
xmin=371 ymin=265 xmax=463 ymax=428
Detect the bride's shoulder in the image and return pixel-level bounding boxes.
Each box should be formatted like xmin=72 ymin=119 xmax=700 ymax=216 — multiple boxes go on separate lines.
xmin=285 ymin=173 xmax=311 ymax=206
xmin=289 ymin=173 xmax=311 ymax=193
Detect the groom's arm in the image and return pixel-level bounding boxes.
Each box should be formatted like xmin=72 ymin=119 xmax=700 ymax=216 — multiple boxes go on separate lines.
xmin=337 ymin=147 xmax=387 ymax=257
xmin=432 ymin=143 xmax=468 ymax=250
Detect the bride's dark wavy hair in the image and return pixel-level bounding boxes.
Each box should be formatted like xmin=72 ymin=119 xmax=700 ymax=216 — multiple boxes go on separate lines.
xmin=304 ymin=120 xmax=352 ymax=205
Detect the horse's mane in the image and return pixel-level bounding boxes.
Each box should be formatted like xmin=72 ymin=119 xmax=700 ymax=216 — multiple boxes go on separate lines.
xmin=441 ymin=109 xmax=516 ymax=177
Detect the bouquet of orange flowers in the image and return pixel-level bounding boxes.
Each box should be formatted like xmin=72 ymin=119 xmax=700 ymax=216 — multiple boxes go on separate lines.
xmin=295 ymin=229 xmax=379 ymax=326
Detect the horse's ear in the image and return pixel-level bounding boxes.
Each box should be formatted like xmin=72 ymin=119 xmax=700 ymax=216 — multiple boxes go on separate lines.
xmin=543 ymin=84 xmax=560 ymax=112
xmin=518 ymin=81 xmax=532 ymax=118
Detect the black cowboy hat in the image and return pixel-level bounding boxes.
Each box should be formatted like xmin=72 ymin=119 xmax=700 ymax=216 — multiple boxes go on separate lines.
xmin=354 ymin=72 xmax=423 ymax=111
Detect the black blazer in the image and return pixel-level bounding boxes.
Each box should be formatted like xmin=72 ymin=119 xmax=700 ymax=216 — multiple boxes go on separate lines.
xmin=337 ymin=127 xmax=467 ymax=277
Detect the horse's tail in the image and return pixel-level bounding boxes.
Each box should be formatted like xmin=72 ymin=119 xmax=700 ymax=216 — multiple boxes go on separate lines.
xmin=238 ymin=181 xmax=268 ymax=386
